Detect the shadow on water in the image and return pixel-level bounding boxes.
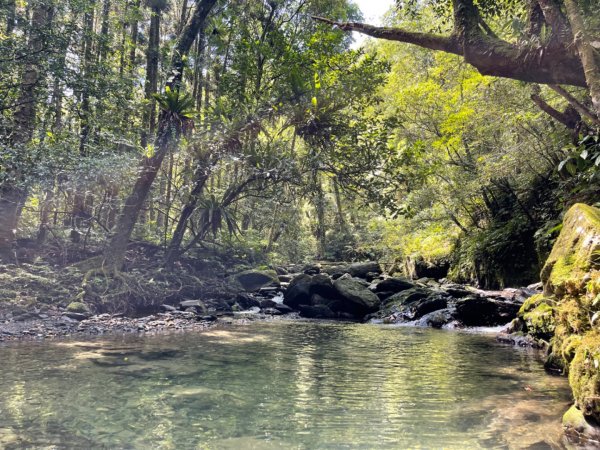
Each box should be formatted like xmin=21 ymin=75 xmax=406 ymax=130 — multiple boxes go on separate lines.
xmin=0 ymin=321 xmax=574 ymax=449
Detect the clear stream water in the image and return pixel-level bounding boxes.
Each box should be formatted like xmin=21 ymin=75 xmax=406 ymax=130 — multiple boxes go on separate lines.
xmin=0 ymin=321 xmax=573 ymax=449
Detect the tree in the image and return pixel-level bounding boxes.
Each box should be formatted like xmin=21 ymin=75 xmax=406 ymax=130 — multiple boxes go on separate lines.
xmin=101 ymin=0 xmax=218 ymax=270
xmin=0 ymin=0 xmax=53 ymax=261
xmin=313 ymin=0 xmax=600 ymax=119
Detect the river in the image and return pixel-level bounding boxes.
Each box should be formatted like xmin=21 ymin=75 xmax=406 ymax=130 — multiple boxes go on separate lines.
xmin=0 ymin=321 xmax=572 ymax=449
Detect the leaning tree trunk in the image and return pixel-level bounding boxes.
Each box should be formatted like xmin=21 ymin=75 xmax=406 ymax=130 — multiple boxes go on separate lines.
xmin=101 ymin=0 xmax=217 ymax=270
xmin=164 ymin=163 xmax=212 ymax=268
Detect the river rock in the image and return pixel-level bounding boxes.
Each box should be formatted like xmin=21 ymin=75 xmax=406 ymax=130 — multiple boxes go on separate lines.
xmin=62 ymin=312 xmax=88 ymax=321
xmin=347 ymin=261 xmax=382 ymax=279
xmin=274 ymin=304 xmax=294 ymax=314
xmin=262 ymin=307 xmax=282 ymax=315
xmin=283 ymin=274 xmax=313 ymax=309
xmin=321 ymin=264 xmax=348 ymax=277
xmin=333 ymin=278 xmax=380 ymax=316
xmin=302 ymin=263 xmax=321 ymax=275
xmin=416 ymin=309 xmax=454 ymax=328
xmin=372 ymin=277 xmax=415 ymax=294
xmin=232 ymin=269 xmax=279 ymax=291
xmin=259 ymin=299 xmax=277 ymax=309
xmin=441 ymin=284 xmax=472 ymax=298
xmin=300 ymin=304 xmax=335 ymax=319
xmin=384 ymin=287 xmax=430 ymax=306
xmin=179 ymin=300 xmax=208 ymax=315
xmin=454 ymin=295 xmax=520 ymax=326
xmin=310 ymin=274 xmax=337 ymax=296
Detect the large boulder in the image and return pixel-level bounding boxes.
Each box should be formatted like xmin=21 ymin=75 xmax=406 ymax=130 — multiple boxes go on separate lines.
xmin=232 ymin=270 xmax=279 ymax=292
xmin=333 ymin=278 xmax=380 ymax=316
xmin=541 ymin=204 xmax=600 ymax=297
xmin=283 ymin=274 xmax=313 ymax=309
xmin=376 ymin=288 xmax=447 ymax=322
xmin=347 ymin=261 xmax=382 ymax=279
xmin=372 ymin=277 xmax=415 ymax=294
xmin=454 ymin=295 xmax=520 ymax=326
xmin=384 ymin=287 xmax=430 ymax=307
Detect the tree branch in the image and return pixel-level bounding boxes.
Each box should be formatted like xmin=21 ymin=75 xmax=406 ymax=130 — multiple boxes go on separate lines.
xmin=311 ymin=16 xmax=461 ymax=54
xmin=311 ymin=9 xmax=586 ymax=87
xmin=531 ymin=92 xmax=580 ymax=131
xmin=549 ymin=84 xmax=600 ymax=125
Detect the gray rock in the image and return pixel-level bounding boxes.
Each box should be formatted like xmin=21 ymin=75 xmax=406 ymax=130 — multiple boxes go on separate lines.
xmin=372 ymin=277 xmax=414 ymax=294
xmin=347 ymin=261 xmax=382 ymax=279
xmin=283 ymin=274 xmax=313 ymax=309
xmin=262 ymin=307 xmax=282 ymax=315
xmin=454 ymin=295 xmax=520 ymax=326
xmin=417 ymin=309 xmax=454 ymax=328
xmin=62 ymin=312 xmax=88 ymax=321
xmin=259 ymin=299 xmax=277 ymax=308
xmin=232 ymin=269 xmax=279 ymax=291
xmin=442 ymin=285 xmax=472 ymax=298
xmin=275 ymin=304 xmax=294 ymax=314
xmin=160 ymin=304 xmax=177 ymax=312
xmin=333 ymin=278 xmax=381 ymax=315
xmin=300 ymin=304 xmax=335 ymax=319
xmin=302 ymin=263 xmax=321 ymax=275
xmin=234 ymin=293 xmax=261 ymax=310
xmin=384 ymin=287 xmax=431 ymax=306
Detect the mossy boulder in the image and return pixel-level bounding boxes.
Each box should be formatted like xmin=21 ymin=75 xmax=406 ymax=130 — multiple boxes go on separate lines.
xmin=562 ymin=404 xmax=600 ymax=440
xmin=517 ymin=294 xmax=556 ymax=341
xmin=66 ymin=301 xmax=90 ymax=314
xmin=541 ymin=203 xmax=600 ymax=297
xmin=231 ymin=269 xmax=279 ymax=292
xmin=569 ymin=332 xmax=600 ymax=420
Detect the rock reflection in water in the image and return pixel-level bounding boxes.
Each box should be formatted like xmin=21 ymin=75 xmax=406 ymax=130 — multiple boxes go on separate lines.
xmin=0 ymin=321 xmax=573 ymax=449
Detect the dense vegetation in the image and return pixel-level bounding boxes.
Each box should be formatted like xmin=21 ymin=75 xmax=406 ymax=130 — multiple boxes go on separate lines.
xmin=0 ymin=0 xmax=598 ymax=286
xmin=2 ymin=0 xmax=600 ymax=441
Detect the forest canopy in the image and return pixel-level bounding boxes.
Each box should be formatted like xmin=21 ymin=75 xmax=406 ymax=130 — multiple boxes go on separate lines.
xmin=0 ymin=0 xmax=599 ymax=290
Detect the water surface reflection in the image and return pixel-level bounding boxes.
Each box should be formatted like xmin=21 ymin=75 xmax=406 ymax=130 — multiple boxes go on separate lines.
xmin=0 ymin=322 xmax=572 ymax=448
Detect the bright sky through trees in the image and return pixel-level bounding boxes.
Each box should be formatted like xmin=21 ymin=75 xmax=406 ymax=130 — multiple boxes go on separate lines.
xmin=351 ymin=0 xmax=395 ymax=48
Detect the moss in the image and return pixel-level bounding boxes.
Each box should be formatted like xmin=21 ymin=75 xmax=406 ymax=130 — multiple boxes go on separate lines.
xmin=569 ymin=332 xmax=600 ymax=420
xmin=66 ymin=302 xmax=90 ymax=313
xmin=542 ymin=204 xmax=600 ymax=296
xmin=518 ymin=294 xmax=556 ymax=340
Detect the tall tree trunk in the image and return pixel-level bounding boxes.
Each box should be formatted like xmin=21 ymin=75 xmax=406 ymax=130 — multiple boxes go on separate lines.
xmin=128 ymin=0 xmax=141 ymax=73
xmin=141 ymin=5 xmax=161 ymax=148
xmin=312 ymin=171 xmax=326 ymax=259
xmin=73 ymin=1 xmax=96 ymax=228
xmin=6 ymin=0 xmax=15 ymax=33
xmin=0 ymin=1 xmax=52 ymax=261
xmin=563 ymin=0 xmax=600 ymax=117
xmin=102 ymin=0 xmax=218 ymax=270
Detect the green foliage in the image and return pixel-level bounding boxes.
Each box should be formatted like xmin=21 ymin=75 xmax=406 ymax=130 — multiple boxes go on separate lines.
xmin=153 ymin=88 xmax=196 ymax=118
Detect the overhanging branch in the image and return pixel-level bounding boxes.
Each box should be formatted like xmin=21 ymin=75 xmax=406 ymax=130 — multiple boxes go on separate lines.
xmin=311 ymin=16 xmax=461 ymax=55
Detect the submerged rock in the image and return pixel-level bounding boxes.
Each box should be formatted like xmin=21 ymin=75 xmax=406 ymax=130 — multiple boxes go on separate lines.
xmin=299 ymin=304 xmax=336 ymax=319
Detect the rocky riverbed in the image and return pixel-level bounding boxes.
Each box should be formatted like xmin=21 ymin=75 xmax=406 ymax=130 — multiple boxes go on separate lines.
xmin=1 ymin=260 xmax=540 ymax=343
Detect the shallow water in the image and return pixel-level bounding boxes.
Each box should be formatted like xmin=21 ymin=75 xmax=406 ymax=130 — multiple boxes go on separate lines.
xmin=0 ymin=321 xmax=572 ymax=449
